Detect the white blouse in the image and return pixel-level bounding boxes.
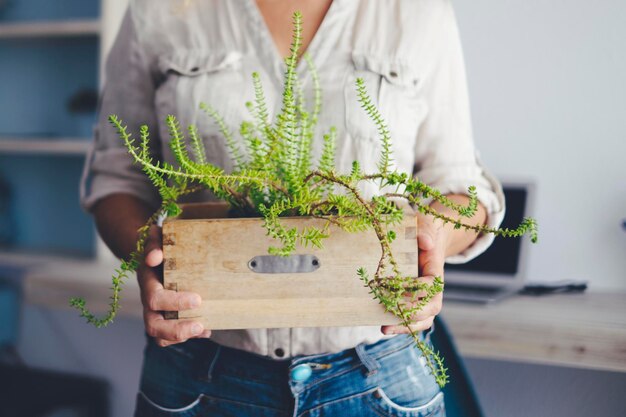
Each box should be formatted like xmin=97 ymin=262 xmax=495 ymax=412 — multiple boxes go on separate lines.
xmin=80 ymin=0 xmax=505 ymax=358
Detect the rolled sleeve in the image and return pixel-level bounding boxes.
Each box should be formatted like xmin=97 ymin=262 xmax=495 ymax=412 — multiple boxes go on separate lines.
xmin=413 ymin=0 xmax=505 ymax=263
xmin=79 ymin=10 xmax=161 ymax=212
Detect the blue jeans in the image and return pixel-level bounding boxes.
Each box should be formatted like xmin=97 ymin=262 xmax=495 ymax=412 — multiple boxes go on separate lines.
xmin=134 ymin=332 xmax=445 ymax=417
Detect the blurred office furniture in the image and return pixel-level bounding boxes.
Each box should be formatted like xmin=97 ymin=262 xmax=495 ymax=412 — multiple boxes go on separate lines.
xmin=0 ymin=0 xmax=135 ymax=266
xmin=432 ymin=317 xmax=484 ymax=417
xmin=441 ymin=293 xmax=626 ymax=372
xmin=0 ymin=277 xmax=20 ymax=363
xmin=66 ymin=88 xmax=99 ymax=138
xmin=0 ymin=0 xmax=10 ymax=16
xmin=444 ymin=182 xmax=535 ymax=303
xmin=0 ymin=272 xmax=110 ymax=417
xmin=0 ymin=0 xmax=100 ymax=258
xmin=0 ymin=364 xmax=109 ymax=417
xmin=0 ymin=173 xmax=14 ymax=247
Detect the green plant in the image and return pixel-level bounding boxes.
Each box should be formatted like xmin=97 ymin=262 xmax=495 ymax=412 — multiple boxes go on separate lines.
xmin=70 ymin=11 xmax=537 ymax=387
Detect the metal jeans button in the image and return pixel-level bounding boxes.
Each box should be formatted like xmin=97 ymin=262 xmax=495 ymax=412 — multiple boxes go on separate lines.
xmin=290 ymin=364 xmax=313 ymax=382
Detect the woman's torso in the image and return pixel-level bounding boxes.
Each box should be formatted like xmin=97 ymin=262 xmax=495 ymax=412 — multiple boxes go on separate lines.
xmin=129 ymin=0 xmax=445 ymax=358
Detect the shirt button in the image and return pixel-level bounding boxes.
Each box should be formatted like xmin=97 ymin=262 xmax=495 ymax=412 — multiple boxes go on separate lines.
xmin=274 ymin=348 xmax=285 ymax=358
xmin=290 ymin=364 xmax=312 ymax=382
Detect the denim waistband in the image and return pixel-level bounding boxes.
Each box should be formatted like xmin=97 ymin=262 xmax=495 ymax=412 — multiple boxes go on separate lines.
xmin=174 ymin=332 xmax=426 ymax=389
xmin=287 ymin=333 xmax=424 ymax=393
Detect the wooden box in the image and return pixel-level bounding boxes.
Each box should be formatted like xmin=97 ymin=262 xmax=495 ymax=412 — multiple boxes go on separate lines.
xmin=162 ymin=203 xmax=418 ymax=329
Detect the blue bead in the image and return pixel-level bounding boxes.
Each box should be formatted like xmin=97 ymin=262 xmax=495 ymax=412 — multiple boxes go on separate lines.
xmin=290 ymin=364 xmax=313 ymax=382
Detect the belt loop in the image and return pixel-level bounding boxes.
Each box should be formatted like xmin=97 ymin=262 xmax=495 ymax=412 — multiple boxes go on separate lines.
xmin=205 ymin=344 xmax=221 ymax=382
xmin=355 ymin=343 xmax=380 ymax=377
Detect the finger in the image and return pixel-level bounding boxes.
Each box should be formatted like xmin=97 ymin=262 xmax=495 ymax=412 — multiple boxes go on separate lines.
xmin=403 ymin=276 xmax=435 ymax=301
xmin=404 ymin=288 xmax=428 ymax=299
xmin=417 ymin=231 xmax=435 ymax=251
xmin=403 ymin=292 xmax=443 ymax=321
xmin=137 ymin=261 xmax=162 ymax=292
xmin=144 ymin=225 xmax=163 ymax=268
xmin=138 ymin=262 xmax=201 ymax=311
xmin=381 ymin=317 xmax=434 ymax=335
xmin=145 ymin=286 xmax=202 ymax=312
xmin=157 ymin=328 xmax=213 ymax=346
xmin=418 ymin=228 xmax=445 ymax=276
xmin=416 ymin=226 xmax=446 ymax=278
xmin=192 ymin=329 xmax=213 ymax=339
xmin=420 ymin=254 xmax=445 ymax=280
xmin=416 ymin=215 xmax=440 ymax=251
xmin=144 ymin=309 xmax=205 ymax=343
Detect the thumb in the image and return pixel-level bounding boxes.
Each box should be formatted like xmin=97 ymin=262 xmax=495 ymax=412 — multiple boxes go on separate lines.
xmin=417 ymin=217 xmax=437 ymax=251
xmin=417 ymin=231 xmax=435 ymax=251
xmin=144 ymin=225 xmax=163 ymax=268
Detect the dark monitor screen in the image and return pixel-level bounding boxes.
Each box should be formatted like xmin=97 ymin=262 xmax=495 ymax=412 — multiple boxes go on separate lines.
xmin=445 ymin=186 xmax=528 ymax=276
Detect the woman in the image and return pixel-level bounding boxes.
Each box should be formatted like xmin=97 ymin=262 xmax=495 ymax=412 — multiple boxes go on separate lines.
xmin=80 ymin=0 xmax=504 ymax=415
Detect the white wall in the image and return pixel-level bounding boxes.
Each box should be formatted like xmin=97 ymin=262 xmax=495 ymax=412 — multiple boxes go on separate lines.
xmin=453 ymin=0 xmax=626 ymax=289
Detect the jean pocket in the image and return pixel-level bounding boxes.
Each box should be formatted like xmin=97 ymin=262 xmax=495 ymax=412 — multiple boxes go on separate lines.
xmin=134 ymin=391 xmax=208 ymax=417
xmin=366 ymin=388 xmax=445 ymax=417
xmin=365 ymin=341 xmax=444 ymax=416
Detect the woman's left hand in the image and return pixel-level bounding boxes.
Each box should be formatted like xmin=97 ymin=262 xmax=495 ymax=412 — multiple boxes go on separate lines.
xmin=381 ymin=213 xmax=449 ymax=335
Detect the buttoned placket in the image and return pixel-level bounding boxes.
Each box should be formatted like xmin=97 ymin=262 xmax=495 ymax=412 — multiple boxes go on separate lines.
xmin=240 ymin=0 xmax=356 ymax=362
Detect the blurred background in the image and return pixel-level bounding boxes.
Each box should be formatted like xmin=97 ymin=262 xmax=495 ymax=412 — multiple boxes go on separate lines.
xmin=0 ymin=0 xmax=624 ymax=416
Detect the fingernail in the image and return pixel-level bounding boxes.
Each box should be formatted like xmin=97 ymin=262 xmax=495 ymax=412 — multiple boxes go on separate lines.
xmin=191 ymin=323 xmax=203 ymax=335
xmin=189 ymin=295 xmax=201 ymax=308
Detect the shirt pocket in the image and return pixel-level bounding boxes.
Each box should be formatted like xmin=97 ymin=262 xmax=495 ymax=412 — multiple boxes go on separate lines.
xmin=343 ymin=53 xmax=426 ymax=175
xmin=155 ymin=50 xmax=247 ymax=171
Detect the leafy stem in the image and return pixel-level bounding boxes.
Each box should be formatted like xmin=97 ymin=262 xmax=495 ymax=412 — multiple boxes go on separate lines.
xmin=71 ymin=11 xmax=537 ymax=388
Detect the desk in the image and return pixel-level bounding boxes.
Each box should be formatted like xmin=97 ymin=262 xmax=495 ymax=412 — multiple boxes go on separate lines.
xmin=441 ymin=293 xmax=626 ymax=373
xmin=7 ymin=254 xmax=626 ymax=374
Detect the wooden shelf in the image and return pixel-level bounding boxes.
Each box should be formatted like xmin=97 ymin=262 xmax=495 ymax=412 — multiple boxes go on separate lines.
xmin=441 ymin=292 xmax=626 ymax=373
xmin=0 ymin=19 xmax=101 ymax=39
xmin=0 ymin=251 xmax=139 ymax=318
xmin=0 ymin=138 xmax=91 ymax=155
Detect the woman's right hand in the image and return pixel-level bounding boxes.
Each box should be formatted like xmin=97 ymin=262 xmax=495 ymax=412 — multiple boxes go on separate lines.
xmin=139 ymin=224 xmax=210 ymax=347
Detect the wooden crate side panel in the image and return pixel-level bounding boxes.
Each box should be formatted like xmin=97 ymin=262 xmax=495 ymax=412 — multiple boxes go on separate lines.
xmin=163 ymin=214 xmax=417 ymax=328
xmin=165 ymin=216 xmax=417 ymax=275
xmin=178 ymin=298 xmax=401 ymax=329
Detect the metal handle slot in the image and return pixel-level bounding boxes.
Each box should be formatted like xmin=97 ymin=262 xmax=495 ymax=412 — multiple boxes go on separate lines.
xmin=248 ymin=255 xmax=321 ymax=274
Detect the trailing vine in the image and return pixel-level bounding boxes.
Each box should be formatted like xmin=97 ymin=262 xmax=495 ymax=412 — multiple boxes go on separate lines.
xmin=71 ymin=11 xmax=537 ymax=388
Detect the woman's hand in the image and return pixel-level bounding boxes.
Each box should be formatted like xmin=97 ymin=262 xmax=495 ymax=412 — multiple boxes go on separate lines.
xmin=381 ymin=213 xmax=448 ymax=335
xmin=92 ymin=194 xmax=210 ymax=346
xmin=380 ymin=194 xmax=487 ymax=335
xmin=139 ymin=225 xmax=210 ymax=347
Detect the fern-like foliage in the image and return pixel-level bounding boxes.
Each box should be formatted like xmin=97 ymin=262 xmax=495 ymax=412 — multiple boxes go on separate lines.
xmin=71 ymin=11 xmax=538 ymax=388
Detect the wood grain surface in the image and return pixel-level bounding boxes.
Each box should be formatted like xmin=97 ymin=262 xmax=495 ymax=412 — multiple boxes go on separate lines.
xmin=163 ymin=203 xmax=418 ymax=329
xmin=441 ymin=292 xmax=626 ymax=372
